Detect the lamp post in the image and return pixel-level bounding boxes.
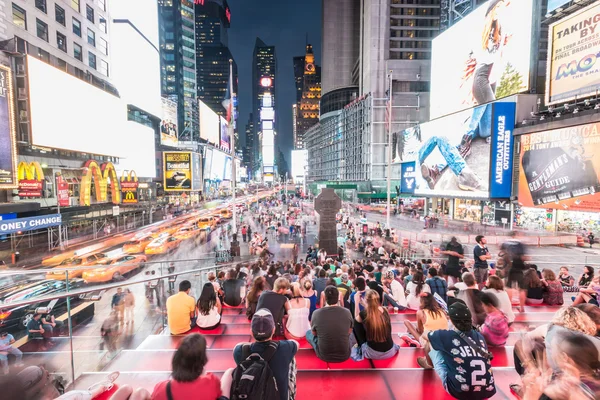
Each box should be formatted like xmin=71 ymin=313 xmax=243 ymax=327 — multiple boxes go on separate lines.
xmin=55 ymin=172 xmax=64 ymax=250
xmin=386 ymin=71 xmax=393 ymax=230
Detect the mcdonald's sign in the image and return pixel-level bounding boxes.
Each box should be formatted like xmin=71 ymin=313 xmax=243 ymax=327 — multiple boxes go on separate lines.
xmin=120 ymin=170 xmax=139 ymax=204
xmin=17 ymin=161 xmax=44 ymax=198
xmin=79 ymin=160 xmax=121 ymax=206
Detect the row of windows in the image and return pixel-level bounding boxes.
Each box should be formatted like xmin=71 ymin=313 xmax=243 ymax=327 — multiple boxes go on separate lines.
xmin=390 ymin=30 xmax=435 ymax=38
xmin=392 ymin=80 xmax=430 ymax=92
xmin=34 ymin=0 xmax=105 ymax=25
xmin=389 ymin=51 xmax=431 ymax=60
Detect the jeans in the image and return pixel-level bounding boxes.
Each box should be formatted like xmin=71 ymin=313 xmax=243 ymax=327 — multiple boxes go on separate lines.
xmin=429 ymin=349 xmax=449 ymax=392
xmin=466 ymin=104 xmax=492 ymax=141
xmin=418 ymin=136 xmax=466 ymax=176
xmin=383 ymin=293 xmax=407 ymax=310
xmin=0 ymin=347 xmax=23 ymax=373
xmin=472 ymin=64 xmax=496 ymax=104
xmin=306 ymin=330 xmax=318 ymax=351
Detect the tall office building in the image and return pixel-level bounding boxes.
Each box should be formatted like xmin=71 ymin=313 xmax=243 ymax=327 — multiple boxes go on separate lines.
xmin=194 ymin=0 xmax=238 ymax=117
xmin=158 ymin=0 xmax=198 ymax=140
xmin=251 ymin=38 xmax=276 ymax=175
xmin=293 ymin=55 xmax=305 ymax=103
xmin=294 ymin=44 xmax=321 ymax=149
xmin=244 ymin=113 xmax=254 ymax=174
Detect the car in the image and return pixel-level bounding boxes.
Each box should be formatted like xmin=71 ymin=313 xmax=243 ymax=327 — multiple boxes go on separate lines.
xmin=122 ymin=235 xmax=155 ymax=254
xmin=212 ymin=215 xmax=222 ymax=225
xmin=82 ymin=255 xmax=147 ymax=283
xmin=45 ymin=253 xmax=110 ymax=280
xmin=197 ymin=217 xmax=214 ymax=231
xmin=219 ymin=209 xmax=233 ymax=219
xmin=144 ymin=236 xmax=181 ymax=255
xmin=173 ymin=225 xmax=198 ymax=241
xmin=0 ymin=279 xmax=86 ymax=331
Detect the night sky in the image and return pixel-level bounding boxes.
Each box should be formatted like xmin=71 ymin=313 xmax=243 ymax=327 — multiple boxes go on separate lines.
xmin=227 ymin=0 xmax=322 ymax=165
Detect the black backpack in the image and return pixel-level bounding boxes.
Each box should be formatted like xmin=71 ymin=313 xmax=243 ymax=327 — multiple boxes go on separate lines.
xmin=230 ymin=341 xmax=280 ymax=400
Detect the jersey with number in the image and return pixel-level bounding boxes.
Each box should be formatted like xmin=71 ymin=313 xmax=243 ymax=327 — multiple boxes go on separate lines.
xmin=428 ymin=329 xmax=496 ymax=399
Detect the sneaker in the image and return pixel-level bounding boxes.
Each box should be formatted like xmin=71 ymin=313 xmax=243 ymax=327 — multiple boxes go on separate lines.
xmin=420 ymin=164 xmax=441 ymax=189
xmin=417 ymin=356 xmax=433 ymax=369
xmin=457 ymin=134 xmax=473 ymax=159
xmin=398 ymin=333 xmax=421 ymax=347
xmin=509 ymin=383 xmax=523 ymax=398
xmin=457 ymin=167 xmax=487 ymax=192
xmin=87 ymin=371 xmax=120 ymax=392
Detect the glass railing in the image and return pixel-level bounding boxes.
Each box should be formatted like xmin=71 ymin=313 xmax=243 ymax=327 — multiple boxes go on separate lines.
xmin=0 ymin=258 xmax=255 ymax=391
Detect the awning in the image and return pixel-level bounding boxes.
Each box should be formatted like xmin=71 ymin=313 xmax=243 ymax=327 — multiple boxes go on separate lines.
xmin=326 ymin=184 xmax=357 ymax=190
xmin=357 ymin=193 xmax=398 ymax=199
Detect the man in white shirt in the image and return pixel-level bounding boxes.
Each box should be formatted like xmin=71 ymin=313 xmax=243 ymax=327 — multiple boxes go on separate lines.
xmin=382 ymin=271 xmax=407 ymax=310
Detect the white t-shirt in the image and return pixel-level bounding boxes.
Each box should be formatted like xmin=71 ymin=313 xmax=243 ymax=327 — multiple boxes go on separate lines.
xmin=390 ymin=279 xmax=408 ymax=308
xmin=196 ymin=306 xmax=221 ymax=328
xmin=406 ymin=281 xmax=431 ymax=310
xmin=483 ymin=288 xmax=515 ymax=323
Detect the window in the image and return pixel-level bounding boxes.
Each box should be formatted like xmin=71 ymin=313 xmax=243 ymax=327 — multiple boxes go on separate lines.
xmin=35 ymin=0 xmax=47 ymax=13
xmin=87 ymin=28 xmax=95 ymax=46
xmin=71 ymin=0 xmax=80 ymax=12
xmin=99 ymin=60 xmax=108 ymax=76
xmin=12 ymin=4 xmax=26 ymax=29
xmin=88 ymin=52 xmax=96 ymax=69
xmin=36 ymin=19 xmax=49 ymax=42
xmin=56 ymin=32 xmax=67 ymax=52
xmin=99 ymin=19 xmax=107 ymax=33
xmin=98 ymin=0 xmax=106 ymax=11
xmin=55 ymin=4 xmax=65 ymax=26
xmin=57 ymin=58 xmax=67 ymax=71
xmin=98 ymin=38 xmax=108 ymax=55
xmin=73 ymin=17 xmax=81 ymax=36
xmin=86 ymin=5 xmax=94 ymax=23
xmin=73 ymin=42 xmax=82 ymax=61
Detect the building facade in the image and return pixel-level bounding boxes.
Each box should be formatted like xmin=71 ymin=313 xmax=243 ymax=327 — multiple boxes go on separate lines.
xmin=294 ymin=44 xmax=321 ymax=150
xmin=158 ymin=0 xmax=197 ymax=140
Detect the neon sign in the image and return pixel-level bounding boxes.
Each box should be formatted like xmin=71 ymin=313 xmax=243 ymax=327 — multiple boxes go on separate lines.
xmin=226 ymin=7 xmax=231 ymax=22
xmin=194 ymin=0 xmax=205 ymax=5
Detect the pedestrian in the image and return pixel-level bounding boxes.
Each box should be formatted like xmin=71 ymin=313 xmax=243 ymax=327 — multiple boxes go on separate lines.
xmin=473 ymin=235 xmax=491 ymax=290
xmin=111 ymin=288 xmax=125 ymax=325
xmin=124 ymin=288 xmax=135 ymax=325
xmin=167 ymin=262 xmax=176 ymax=294
xmin=589 ymin=231 xmax=595 ymax=248
xmin=242 ymin=225 xmax=247 ymax=242
xmin=0 ymin=331 xmax=23 ymax=375
xmin=100 ymin=310 xmax=120 ymax=359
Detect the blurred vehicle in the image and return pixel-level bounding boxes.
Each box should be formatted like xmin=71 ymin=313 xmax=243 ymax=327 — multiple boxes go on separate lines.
xmin=82 ymin=255 xmax=147 ymax=283
xmin=220 ymin=209 xmax=233 ymax=219
xmin=173 ymin=225 xmax=198 ymax=241
xmin=123 ymin=235 xmax=155 ymax=254
xmin=45 ymin=253 xmax=109 ymax=280
xmin=212 ymin=215 xmax=222 ymax=225
xmin=144 ymin=236 xmax=181 ymax=255
xmin=0 ymin=279 xmax=86 ymax=331
xmin=197 ymin=217 xmax=215 ymax=231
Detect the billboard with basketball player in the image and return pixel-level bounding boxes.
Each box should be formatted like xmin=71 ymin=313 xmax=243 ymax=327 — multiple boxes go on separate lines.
xmin=518 ymin=122 xmax=600 ymax=212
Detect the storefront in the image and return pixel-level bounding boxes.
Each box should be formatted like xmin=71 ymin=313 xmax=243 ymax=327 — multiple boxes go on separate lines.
xmin=514 ymin=206 xmax=554 ymax=231
xmin=556 ymin=210 xmax=600 ymax=234
xmin=453 ymin=199 xmax=482 ymax=222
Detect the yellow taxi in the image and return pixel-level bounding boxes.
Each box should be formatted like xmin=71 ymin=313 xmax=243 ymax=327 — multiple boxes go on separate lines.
xmin=212 ymin=215 xmax=222 ymax=225
xmin=122 ymin=235 xmax=155 ymax=254
xmin=173 ymin=225 xmax=198 ymax=241
xmin=219 ymin=209 xmax=233 ymax=219
xmin=46 ymin=253 xmax=110 ymax=280
xmin=144 ymin=235 xmax=182 ymax=255
xmin=197 ymin=217 xmax=215 ymax=231
xmin=83 ymin=254 xmax=147 ymax=283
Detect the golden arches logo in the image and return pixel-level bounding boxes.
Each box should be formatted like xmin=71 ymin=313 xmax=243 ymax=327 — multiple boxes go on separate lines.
xmin=124 ymin=191 xmax=136 ymax=201
xmin=120 ymin=170 xmax=138 ymax=183
xmin=17 ymin=161 xmax=44 ymax=181
xmin=79 ymin=160 xmax=121 ymax=206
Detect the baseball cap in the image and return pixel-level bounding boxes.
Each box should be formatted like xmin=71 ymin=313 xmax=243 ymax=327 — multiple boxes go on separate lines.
xmin=448 ymin=302 xmax=472 ymax=323
xmin=251 ymin=308 xmax=275 ymax=340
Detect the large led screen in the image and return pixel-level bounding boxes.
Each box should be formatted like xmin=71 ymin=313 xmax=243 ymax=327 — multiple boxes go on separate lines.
xmin=160 ymin=97 xmax=178 ymax=147
xmin=163 ymin=152 xmax=192 ymax=191
xmin=394 ymin=102 xmax=515 ymax=199
xmin=191 ymin=152 xmax=203 ymax=191
xmin=546 ymin=2 xmax=600 ymax=105
xmin=518 ymin=122 xmax=600 ymax=212
xmin=224 ymin=156 xmax=232 ymax=181
xmin=0 ymin=65 xmax=17 ymax=188
xmin=220 ymin=116 xmax=230 ymax=152
xmin=116 ymin=122 xmax=156 ymax=178
xmin=199 ymin=101 xmax=219 ymax=145
xmin=203 ymin=148 xmax=213 ymax=180
xmin=430 ymin=0 xmax=533 ymax=119
xmin=27 ymin=55 xmax=127 ymax=157
xmin=211 ymin=150 xmax=226 ymax=181
xmin=291 ymin=150 xmax=307 ymax=180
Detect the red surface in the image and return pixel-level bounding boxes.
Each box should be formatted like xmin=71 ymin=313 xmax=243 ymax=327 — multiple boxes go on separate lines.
xmin=185 ymin=325 xmax=226 ymax=334
xmin=137 ymin=335 xmax=215 ymax=350
xmin=223 ymin=323 xmax=252 ymax=334
xmin=220 ymin=315 xmax=250 ymax=324
xmin=327 ymin=357 xmax=372 ymax=369
xmin=371 ymin=347 xmax=514 ymax=369
xmin=296 ymin=371 xmax=393 ymax=400
xmin=294 ymin=349 xmax=329 ymax=370
xmin=210 ymin=335 xmax=252 ymax=349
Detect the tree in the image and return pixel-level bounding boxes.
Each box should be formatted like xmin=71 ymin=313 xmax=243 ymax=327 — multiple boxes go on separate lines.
xmin=495 ymin=63 xmax=524 ymax=98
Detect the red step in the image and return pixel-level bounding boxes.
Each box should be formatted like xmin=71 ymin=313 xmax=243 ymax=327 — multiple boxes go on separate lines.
xmin=371 ymin=347 xmax=514 ymax=369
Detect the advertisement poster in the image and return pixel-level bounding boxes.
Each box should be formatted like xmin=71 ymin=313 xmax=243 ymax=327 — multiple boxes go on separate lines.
xmin=0 ymin=65 xmax=17 ymax=188
xmin=160 ymin=97 xmax=178 ymax=147
xmin=164 ymin=152 xmax=192 ymax=191
xmin=203 ymin=148 xmax=213 ymax=180
xmin=430 ymin=0 xmax=533 ymax=119
xmin=0 ymin=214 xmax=62 ymax=235
xmin=220 ymin=116 xmax=230 ymax=152
xmin=518 ymin=122 xmax=600 ymax=212
xmin=191 ymin=152 xmax=202 ymax=191
xmin=199 ymin=100 xmax=220 ymax=145
xmin=211 ymin=150 xmax=226 ymax=181
xmin=120 ymin=172 xmax=139 ymax=204
xmin=489 ymin=102 xmax=516 ymax=198
xmin=18 ymin=161 xmax=45 ymax=198
xmin=57 ymin=175 xmax=70 ymax=207
xmin=224 ymin=156 xmax=232 ymax=181
xmin=400 ymin=162 xmax=416 ymax=194
xmin=395 ymin=104 xmax=495 ymax=199
xmin=547 ymin=2 xmax=600 ymax=104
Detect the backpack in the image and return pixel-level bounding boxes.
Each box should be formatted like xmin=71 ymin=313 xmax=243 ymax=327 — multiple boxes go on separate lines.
xmin=18 ymin=366 xmax=64 ymax=400
xmin=230 ymin=341 xmax=280 ymax=400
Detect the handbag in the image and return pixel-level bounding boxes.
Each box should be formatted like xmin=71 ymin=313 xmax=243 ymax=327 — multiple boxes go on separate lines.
xmin=455 ymin=329 xmax=494 ymax=360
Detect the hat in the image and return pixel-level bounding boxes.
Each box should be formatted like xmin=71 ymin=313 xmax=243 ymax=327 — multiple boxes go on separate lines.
xmin=251 ymin=308 xmax=275 ymax=340
xmin=336 ymin=269 xmax=343 ymax=276
xmin=384 ymin=271 xmax=395 ymax=280
xmin=448 ymin=302 xmax=472 ymax=323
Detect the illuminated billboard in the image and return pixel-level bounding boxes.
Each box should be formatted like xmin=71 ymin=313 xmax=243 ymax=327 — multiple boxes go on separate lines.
xmin=220 ymin=116 xmax=230 ymax=152
xmin=546 ymin=2 xmax=600 ymax=105
xmin=191 ymin=152 xmax=203 ymax=191
xmin=430 ymin=0 xmax=533 ymax=119
xmin=116 ymin=122 xmax=156 ymax=178
xmin=291 ymin=150 xmax=307 ymax=181
xmin=160 ymin=97 xmax=178 ymax=147
xmin=211 ymin=150 xmax=226 ymax=181
xmin=164 ymin=152 xmax=193 ymax=191
xmin=0 ymin=64 xmax=17 ymax=189
xmin=224 ymin=156 xmax=232 ymax=181
xmin=203 ymin=148 xmax=213 ymax=180
xmin=199 ymin=100 xmax=219 ymax=145
xmin=394 ymin=102 xmax=515 ymax=199
xmin=518 ymin=122 xmax=600 ymax=212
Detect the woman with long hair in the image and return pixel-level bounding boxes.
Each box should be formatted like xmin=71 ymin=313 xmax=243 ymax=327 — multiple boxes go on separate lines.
xmin=524 ymin=268 xmax=544 ymax=305
xmin=483 ymin=275 xmax=515 ymax=323
xmin=353 ymin=289 xmax=399 ymax=360
xmin=541 ymin=269 xmax=564 ymax=306
xmin=284 ymin=283 xmax=311 ymax=340
xmin=245 ymin=276 xmax=266 ymax=321
xmin=196 ymin=283 xmax=222 ymax=330
xmin=300 ymin=279 xmax=317 ymax=320
xmin=266 ymin=265 xmax=278 ymax=290
xmin=406 ymin=270 xmax=431 ymax=310
xmin=401 ymin=293 xmax=448 ymax=347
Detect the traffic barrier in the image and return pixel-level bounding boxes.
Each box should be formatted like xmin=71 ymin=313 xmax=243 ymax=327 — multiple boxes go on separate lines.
xmin=577 ymin=236 xmax=585 ymax=247
xmin=401 ymin=238 xmax=409 ymax=248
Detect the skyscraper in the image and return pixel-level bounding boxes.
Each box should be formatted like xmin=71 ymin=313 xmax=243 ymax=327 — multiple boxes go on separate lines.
xmin=194 ymin=0 xmax=238 ymax=117
xmin=252 ymin=38 xmax=276 ymax=175
xmin=158 ymin=0 xmax=198 ymax=140
xmin=293 ymin=56 xmax=305 ymax=103
xmin=295 ymin=44 xmax=321 ymax=149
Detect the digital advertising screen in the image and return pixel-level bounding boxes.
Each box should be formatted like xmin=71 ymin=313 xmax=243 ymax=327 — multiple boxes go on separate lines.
xmin=116 ymin=122 xmax=157 ymax=178
xmin=400 ymin=162 xmax=416 ymax=194
xmin=546 ymin=2 xmax=600 ymax=105
xmin=224 ymin=156 xmax=232 ymax=181
xmin=518 ymin=122 xmax=600 ymax=212
xmin=191 ymin=152 xmax=203 ymax=191
xmin=394 ymin=102 xmax=515 ymax=199
xmin=211 ymin=150 xmax=226 ymax=181
xmin=203 ymin=148 xmax=213 ymax=180
xmin=199 ymin=100 xmax=220 ymax=145
xmin=163 ymin=152 xmax=192 ymax=191
xmin=291 ymin=150 xmax=307 ymax=180
xmin=430 ymin=0 xmax=533 ymax=119
xmin=220 ymin=116 xmax=230 ymax=152
xmin=160 ymin=97 xmax=179 ymax=147
xmin=0 ymin=65 xmax=17 ymax=188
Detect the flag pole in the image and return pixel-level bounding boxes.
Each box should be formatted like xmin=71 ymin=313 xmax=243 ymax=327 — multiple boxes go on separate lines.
xmin=229 ymin=59 xmax=237 ymax=236
xmin=386 ymin=70 xmax=393 ymax=230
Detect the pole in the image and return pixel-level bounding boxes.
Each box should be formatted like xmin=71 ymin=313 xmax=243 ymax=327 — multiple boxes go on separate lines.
xmin=386 ymin=71 xmax=393 ymax=230
xmin=56 ymin=172 xmax=64 ymax=250
xmin=285 ymin=172 xmax=288 ymax=202
xmin=229 ymin=59 xmax=237 ymax=235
